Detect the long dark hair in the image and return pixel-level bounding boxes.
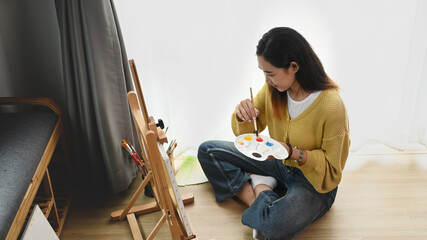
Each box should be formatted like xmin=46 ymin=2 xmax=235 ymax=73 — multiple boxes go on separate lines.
xmin=256 ymin=27 xmax=338 ymax=119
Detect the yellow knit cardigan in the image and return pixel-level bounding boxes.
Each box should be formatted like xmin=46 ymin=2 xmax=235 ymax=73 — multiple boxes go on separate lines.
xmin=231 ymin=83 xmax=350 ymax=193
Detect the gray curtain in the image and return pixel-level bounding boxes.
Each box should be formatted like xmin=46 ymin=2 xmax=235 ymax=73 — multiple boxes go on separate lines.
xmin=54 ymin=0 xmax=138 ymax=193
xmin=0 ymin=0 xmax=64 ymax=102
xmin=1 ymin=0 xmax=138 ymax=193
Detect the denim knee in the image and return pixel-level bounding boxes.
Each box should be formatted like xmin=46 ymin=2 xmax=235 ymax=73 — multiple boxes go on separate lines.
xmin=198 ymin=140 xmax=208 ymax=152
xmin=197 ymin=140 xmax=215 ymax=165
xmin=242 ymin=190 xmax=296 ymax=240
xmin=196 ymin=140 xmax=251 ymax=202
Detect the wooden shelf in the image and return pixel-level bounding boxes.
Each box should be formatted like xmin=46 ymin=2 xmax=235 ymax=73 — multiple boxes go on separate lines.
xmin=22 ymin=167 xmax=73 ymax=237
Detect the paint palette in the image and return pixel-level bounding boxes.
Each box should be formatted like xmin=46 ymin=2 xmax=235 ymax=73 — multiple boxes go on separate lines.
xmin=234 ymin=133 xmax=288 ymax=161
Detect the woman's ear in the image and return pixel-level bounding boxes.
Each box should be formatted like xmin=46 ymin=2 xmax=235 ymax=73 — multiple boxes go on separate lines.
xmin=290 ymin=61 xmax=299 ymax=73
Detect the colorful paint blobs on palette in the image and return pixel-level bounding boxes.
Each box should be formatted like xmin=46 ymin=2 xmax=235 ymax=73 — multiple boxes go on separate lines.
xmin=234 ymin=133 xmax=288 ymax=161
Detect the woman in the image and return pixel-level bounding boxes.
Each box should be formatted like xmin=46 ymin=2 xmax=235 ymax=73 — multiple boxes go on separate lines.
xmin=198 ymin=27 xmax=350 ymax=240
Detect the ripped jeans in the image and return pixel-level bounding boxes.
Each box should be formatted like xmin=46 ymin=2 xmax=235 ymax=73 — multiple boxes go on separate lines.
xmin=197 ymin=140 xmax=337 ymax=240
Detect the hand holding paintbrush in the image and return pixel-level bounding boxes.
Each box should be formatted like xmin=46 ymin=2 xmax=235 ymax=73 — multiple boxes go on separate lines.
xmin=234 ymin=87 xmax=259 ymax=135
xmin=250 ymin=87 xmax=259 ymax=137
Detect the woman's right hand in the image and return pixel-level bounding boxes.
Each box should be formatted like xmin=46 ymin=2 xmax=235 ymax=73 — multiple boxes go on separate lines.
xmin=235 ymin=98 xmax=259 ymax=122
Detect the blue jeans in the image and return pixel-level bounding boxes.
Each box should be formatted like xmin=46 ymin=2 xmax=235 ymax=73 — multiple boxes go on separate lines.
xmin=197 ymin=140 xmax=337 ymax=240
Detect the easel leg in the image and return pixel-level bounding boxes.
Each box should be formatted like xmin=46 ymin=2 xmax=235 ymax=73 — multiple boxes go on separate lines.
xmin=146 ymin=213 xmax=166 ymax=240
xmin=127 ymin=214 xmax=143 ymax=240
xmin=118 ymin=172 xmax=153 ymax=221
xmin=111 ymin=193 xmax=194 ymax=221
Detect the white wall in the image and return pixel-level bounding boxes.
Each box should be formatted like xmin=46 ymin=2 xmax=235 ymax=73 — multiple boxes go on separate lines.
xmin=114 ymin=0 xmax=427 ymax=153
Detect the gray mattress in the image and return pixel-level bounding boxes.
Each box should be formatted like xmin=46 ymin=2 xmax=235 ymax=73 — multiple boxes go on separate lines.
xmin=0 ymin=112 xmax=57 ymax=239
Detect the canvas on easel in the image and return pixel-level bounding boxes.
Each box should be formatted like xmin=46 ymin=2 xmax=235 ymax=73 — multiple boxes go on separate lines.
xmin=110 ymin=60 xmax=196 ymax=240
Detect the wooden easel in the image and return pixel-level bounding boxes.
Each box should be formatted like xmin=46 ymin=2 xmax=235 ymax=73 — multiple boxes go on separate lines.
xmin=110 ymin=60 xmax=196 ymax=239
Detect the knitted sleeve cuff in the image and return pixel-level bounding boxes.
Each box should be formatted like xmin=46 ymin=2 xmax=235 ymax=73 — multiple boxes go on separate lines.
xmin=298 ymin=149 xmax=323 ymax=174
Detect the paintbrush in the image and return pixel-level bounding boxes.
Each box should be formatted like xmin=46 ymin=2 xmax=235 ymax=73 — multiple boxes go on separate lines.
xmin=250 ymin=87 xmax=258 ymax=137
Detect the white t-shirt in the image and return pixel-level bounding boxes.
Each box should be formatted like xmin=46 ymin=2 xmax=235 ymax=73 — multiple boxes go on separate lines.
xmin=287 ymin=90 xmax=322 ymax=119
